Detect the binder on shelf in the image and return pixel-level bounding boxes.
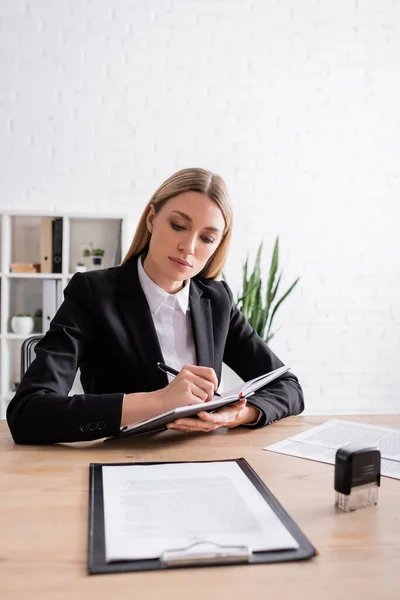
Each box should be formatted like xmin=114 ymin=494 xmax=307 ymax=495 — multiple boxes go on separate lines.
xmin=52 ymin=217 xmax=63 ymax=273
xmin=40 ymin=218 xmax=53 ymax=273
xmin=56 ymin=280 xmax=64 ymax=310
xmin=42 ymin=280 xmax=57 ymax=332
xmin=88 ymin=458 xmax=317 ymax=575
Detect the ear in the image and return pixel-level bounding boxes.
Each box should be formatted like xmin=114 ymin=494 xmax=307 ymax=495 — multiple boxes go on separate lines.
xmin=146 ymin=205 xmax=156 ymax=233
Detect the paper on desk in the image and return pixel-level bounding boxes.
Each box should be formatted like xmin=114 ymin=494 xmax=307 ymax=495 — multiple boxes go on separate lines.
xmin=265 ymin=439 xmax=400 ymax=480
xmin=102 ymin=461 xmax=299 ymax=562
xmin=264 ymin=419 xmax=400 ymax=480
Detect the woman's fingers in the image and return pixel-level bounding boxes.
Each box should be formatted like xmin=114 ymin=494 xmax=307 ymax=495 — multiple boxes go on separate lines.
xmin=160 ymin=365 xmax=219 ymax=412
xmin=189 ymin=379 xmax=213 ymax=403
xmin=181 ymin=365 xmax=218 ymax=401
xmin=198 ymin=400 xmax=247 ymax=423
xmin=167 ymin=400 xmax=248 ymax=432
xmin=183 ymin=365 xmax=218 ymax=389
xmin=166 ymin=417 xmax=218 ymax=432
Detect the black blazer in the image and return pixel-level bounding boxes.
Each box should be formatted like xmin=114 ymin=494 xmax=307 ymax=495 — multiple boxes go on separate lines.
xmin=7 ymin=255 xmax=304 ymax=444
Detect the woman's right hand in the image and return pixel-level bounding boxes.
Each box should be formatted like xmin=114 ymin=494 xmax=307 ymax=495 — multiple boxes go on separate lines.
xmin=156 ymin=365 xmax=219 ymax=413
xmin=121 ymin=365 xmax=218 ymax=428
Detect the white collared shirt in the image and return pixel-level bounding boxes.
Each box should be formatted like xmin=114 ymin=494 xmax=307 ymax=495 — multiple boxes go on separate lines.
xmin=137 ymin=256 xmax=197 ymax=379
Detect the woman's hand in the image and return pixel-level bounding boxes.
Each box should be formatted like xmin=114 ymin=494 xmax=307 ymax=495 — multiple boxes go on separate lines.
xmin=121 ymin=365 xmax=218 ymax=428
xmin=156 ymin=364 xmax=219 ymax=413
xmin=166 ymin=399 xmax=261 ymax=433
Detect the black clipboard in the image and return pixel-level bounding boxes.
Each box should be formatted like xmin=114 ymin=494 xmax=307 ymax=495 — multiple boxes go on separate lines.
xmin=88 ymin=458 xmax=317 ymax=574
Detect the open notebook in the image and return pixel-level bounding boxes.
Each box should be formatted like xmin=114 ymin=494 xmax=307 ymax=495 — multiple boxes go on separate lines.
xmin=115 ymin=365 xmax=290 ymax=438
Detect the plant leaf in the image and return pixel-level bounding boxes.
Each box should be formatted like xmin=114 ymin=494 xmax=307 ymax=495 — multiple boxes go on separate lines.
xmin=235 ymin=237 xmax=300 ymax=345
xmin=265 ymin=271 xmax=281 ymax=326
xmin=266 ymin=277 xmax=300 ymax=340
xmin=251 ymin=282 xmax=263 ymax=334
xmin=266 ymin=237 xmax=279 ymax=313
xmin=236 ymin=281 xmax=259 ymax=306
xmin=240 ymin=257 xmax=248 ymax=308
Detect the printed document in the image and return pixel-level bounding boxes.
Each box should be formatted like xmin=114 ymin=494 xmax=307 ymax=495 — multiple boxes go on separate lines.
xmin=264 ymin=419 xmax=400 ymax=480
xmin=102 ymin=461 xmax=299 ymax=562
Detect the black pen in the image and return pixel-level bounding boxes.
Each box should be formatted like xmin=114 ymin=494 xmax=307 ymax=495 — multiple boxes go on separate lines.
xmin=157 ymin=362 xmax=221 ymax=397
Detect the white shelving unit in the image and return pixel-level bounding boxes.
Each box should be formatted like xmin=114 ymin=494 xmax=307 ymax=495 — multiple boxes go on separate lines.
xmin=0 ymin=211 xmax=130 ymax=419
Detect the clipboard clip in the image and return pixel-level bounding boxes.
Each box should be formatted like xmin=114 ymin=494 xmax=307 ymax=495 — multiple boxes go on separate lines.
xmin=161 ymin=540 xmax=250 ymax=567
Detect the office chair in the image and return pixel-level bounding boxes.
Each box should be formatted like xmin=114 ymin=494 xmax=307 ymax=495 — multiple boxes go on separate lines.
xmin=20 ymin=335 xmax=43 ymax=377
xmin=20 ymin=334 xmax=84 ymax=394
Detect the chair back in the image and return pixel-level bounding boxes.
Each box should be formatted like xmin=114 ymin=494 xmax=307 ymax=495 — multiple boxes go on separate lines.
xmin=20 ymin=334 xmax=84 ymax=394
xmin=21 ymin=335 xmax=43 ymax=377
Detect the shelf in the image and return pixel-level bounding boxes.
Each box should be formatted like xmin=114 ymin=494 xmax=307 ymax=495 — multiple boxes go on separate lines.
xmin=67 ymin=271 xmax=103 ymax=278
xmin=7 ymin=273 xmax=64 ymax=279
xmin=5 ymin=270 xmax=101 ymax=280
xmin=2 ymin=333 xmax=44 ymax=340
xmin=0 ymin=211 xmax=127 ymax=398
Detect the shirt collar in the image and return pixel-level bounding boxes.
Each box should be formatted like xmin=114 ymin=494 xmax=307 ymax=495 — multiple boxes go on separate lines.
xmin=137 ymin=255 xmax=190 ymax=315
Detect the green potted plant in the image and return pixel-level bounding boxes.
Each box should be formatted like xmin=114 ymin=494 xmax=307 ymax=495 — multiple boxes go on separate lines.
xmin=91 ymin=249 xmax=105 ymax=268
xmin=221 ymin=237 xmax=300 ymax=390
xmin=236 ymin=237 xmax=300 ymax=344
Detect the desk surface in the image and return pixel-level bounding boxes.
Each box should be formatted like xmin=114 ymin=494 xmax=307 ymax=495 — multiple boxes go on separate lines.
xmin=1 ymin=415 xmax=399 ymax=600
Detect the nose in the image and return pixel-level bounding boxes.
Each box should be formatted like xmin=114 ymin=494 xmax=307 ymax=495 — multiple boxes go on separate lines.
xmin=179 ymin=233 xmax=196 ymax=255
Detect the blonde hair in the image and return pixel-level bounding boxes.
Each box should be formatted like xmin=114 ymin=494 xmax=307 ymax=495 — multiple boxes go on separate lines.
xmin=122 ymin=168 xmax=233 ymax=279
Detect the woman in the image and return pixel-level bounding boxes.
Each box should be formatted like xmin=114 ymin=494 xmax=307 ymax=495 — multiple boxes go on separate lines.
xmin=7 ymin=168 xmax=304 ymax=444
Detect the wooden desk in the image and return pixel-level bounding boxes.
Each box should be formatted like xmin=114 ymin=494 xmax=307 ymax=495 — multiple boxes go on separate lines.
xmin=1 ymin=415 xmax=399 ymax=600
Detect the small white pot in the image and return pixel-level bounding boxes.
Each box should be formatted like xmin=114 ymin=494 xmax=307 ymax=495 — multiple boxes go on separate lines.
xmin=75 ymin=265 xmax=87 ymax=273
xmin=11 ymin=316 xmax=34 ymax=335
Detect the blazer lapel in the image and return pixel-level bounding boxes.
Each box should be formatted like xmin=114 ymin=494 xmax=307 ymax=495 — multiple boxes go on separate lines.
xmin=116 ymin=256 xmax=168 ymax=390
xmin=189 ymin=282 xmax=215 ymax=370
xmin=116 ymin=257 xmax=215 ymax=387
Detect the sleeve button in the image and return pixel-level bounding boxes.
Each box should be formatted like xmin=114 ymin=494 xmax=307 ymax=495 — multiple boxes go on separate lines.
xmin=79 ymin=424 xmax=88 ymax=432
xmin=97 ymin=421 xmax=106 ymax=430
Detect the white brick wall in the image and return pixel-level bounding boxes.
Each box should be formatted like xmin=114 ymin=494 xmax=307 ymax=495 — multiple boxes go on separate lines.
xmin=0 ymin=0 xmax=399 ymax=414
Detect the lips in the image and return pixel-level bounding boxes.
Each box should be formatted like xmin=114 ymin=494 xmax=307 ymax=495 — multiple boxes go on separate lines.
xmin=169 ymin=257 xmax=192 ymax=268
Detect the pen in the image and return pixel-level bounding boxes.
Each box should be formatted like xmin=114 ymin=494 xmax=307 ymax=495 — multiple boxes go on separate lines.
xmin=157 ymin=362 xmax=221 ymax=397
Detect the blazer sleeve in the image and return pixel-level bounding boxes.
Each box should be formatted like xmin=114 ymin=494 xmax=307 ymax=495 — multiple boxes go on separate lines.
xmin=6 ymin=273 xmax=124 ymax=445
xmin=221 ymin=281 xmax=304 ymax=428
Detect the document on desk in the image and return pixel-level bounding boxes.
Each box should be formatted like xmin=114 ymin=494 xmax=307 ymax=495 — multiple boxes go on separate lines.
xmin=101 ymin=461 xmax=299 ymax=562
xmin=264 ymin=419 xmax=400 ymax=480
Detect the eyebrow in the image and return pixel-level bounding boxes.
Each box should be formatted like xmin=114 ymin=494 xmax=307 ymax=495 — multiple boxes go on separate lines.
xmin=170 ymin=210 xmax=221 ymax=233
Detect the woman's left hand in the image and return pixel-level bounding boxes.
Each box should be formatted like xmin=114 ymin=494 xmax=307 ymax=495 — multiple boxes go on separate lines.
xmin=166 ymin=399 xmax=260 ymax=433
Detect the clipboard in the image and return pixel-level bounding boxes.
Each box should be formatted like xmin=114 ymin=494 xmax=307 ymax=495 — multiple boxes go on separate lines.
xmin=88 ymin=458 xmax=317 ymax=574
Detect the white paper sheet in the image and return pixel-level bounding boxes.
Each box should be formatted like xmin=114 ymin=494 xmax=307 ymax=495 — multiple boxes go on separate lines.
xmin=102 ymin=461 xmax=299 ymax=562
xmin=264 ymin=419 xmax=400 ymax=480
